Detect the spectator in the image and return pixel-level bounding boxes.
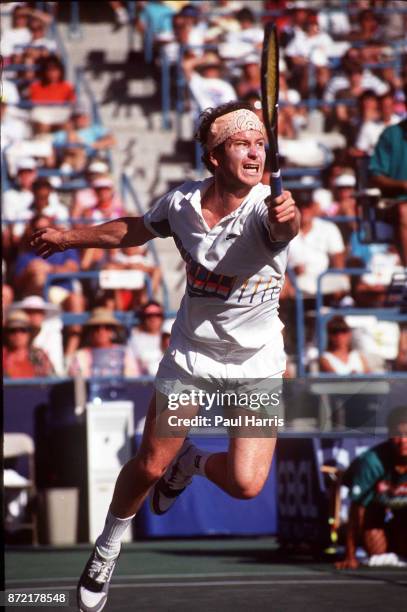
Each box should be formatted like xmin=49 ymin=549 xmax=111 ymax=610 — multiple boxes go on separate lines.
xmin=354 ymin=91 xmax=400 ymax=156
xmin=349 ymin=9 xmax=382 ymax=43
xmin=285 ymin=11 xmax=336 ymax=96
xmin=135 ymin=0 xmax=174 ymax=39
xmin=108 ymin=245 xmax=162 ymax=308
xmin=4 ymin=177 xmax=68 ymax=247
xmin=28 ymin=54 xmax=76 ymax=104
xmin=28 ymin=177 xmax=68 ymax=222
xmin=324 ymin=50 xmax=388 ymax=104
xmin=225 ymin=7 xmax=263 ymax=51
xmin=234 ymin=54 xmax=261 ymax=99
xmin=182 ymin=51 xmax=237 ymax=112
xmin=157 ymin=5 xmax=206 ymax=65
xmin=320 ymin=316 xmax=370 ymax=374
xmin=25 ymin=14 xmax=57 ymax=58
xmin=10 ymin=295 xmax=65 ymax=376
xmin=1 ymin=4 xmax=31 ymax=59
xmin=70 ymin=159 xmax=112 ymax=214
xmin=336 ymin=406 xmax=407 ymax=569
xmin=287 ymin=196 xmax=349 ymax=302
xmin=67 ymin=308 xmax=141 ymax=378
xmin=28 ymin=54 xmax=75 ymax=132
xmin=14 ymin=215 xmax=83 ymax=314
xmin=75 ymin=177 xmax=126 ymax=222
xmin=369 ymin=118 xmax=407 ymax=264
xmin=53 ymin=103 xmax=116 ymax=172
xmin=128 ymin=301 xmax=164 ymax=375
xmin=2 ymin=158 xmax=38 ymax=223
xmin=3 ymin=310 xmax=55 ymax=378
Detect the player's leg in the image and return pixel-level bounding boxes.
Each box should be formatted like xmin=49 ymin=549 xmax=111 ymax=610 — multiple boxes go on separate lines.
xmin=363 ymin=505 xmax=388 ymax=556
xmin=204 ymin=435 xmax=277 ymax=499
xmin=77 ymin=392 xmax=188 ymax=612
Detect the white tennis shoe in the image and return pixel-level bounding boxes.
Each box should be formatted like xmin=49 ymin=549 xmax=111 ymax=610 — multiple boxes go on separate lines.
xmin=150 ymin=439 xmax=197 ymax=515
xmin=77 ymin=546 xmax=119 ymax=612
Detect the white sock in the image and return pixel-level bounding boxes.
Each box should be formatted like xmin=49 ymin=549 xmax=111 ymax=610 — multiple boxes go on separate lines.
xmin=95 ymin=510 xmax=135 ymax=558
xmin=183 ymin=446 xmax=211 ymax=477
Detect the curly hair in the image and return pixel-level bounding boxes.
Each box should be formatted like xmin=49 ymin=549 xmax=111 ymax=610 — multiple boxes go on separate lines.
xmin=194 ymin=101 xmax=254 ymax=174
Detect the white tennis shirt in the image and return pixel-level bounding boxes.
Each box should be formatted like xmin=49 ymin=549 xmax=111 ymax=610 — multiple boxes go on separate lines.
xmin=144 ymin=178 xmax=290 ymax=351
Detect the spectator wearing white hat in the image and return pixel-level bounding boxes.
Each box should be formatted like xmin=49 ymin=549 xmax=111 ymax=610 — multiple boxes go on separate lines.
xmin=70 ymin=160 xmax=112 ymax=217
xmin=67 ymin=308 xmax=141 ymax=379
xmin=332 ymin=171 xmax=357 ymax=219
xmin=182 ymin=51 xmax=237 ymax=113
xmin=79 ymin=177 xmax=126 ymax=223
xmin=9 ymin=295 xmax=65 ymax=375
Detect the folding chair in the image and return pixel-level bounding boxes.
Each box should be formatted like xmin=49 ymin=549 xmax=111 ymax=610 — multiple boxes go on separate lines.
xmin=4 ymin=433 xmax=38 ymax=544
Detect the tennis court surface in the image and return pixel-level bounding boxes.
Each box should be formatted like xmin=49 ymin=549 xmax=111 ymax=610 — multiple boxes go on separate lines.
xmin=5 ymin=538 xmax=407 ymax=611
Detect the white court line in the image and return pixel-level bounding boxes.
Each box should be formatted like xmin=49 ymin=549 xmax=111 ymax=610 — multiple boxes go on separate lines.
xmin=7 ymin=579 xmax=407 ymax=591
xmin=5 ymin=571 xmax=322 ymax=585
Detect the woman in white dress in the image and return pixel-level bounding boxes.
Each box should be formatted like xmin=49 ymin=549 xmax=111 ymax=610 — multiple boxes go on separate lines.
xmin=320 ymin=316 xmax=370 ymax=374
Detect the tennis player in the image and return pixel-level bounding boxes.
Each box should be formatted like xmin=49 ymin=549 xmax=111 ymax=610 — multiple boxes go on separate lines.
xmin=31 ymin=101 xmax=299 ymax=612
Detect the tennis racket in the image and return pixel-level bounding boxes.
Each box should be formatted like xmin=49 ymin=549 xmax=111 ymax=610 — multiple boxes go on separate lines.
xmin=261 ymin=22 xmax=282 ymax=199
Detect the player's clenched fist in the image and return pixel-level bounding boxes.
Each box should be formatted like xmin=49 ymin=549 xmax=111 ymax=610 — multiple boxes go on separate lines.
xmin=30 ymin=227 xmax=66 ymax=259
xmin=266 ymin=190 xmax=297 ymax=224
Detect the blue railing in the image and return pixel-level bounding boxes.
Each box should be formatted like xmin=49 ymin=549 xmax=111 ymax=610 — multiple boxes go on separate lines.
xmin=287 ymin=268 xmax=306 ymax=377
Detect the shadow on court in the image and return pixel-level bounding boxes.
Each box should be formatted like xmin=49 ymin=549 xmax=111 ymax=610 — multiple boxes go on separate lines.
xmin=5 ymin=539 xmax=407 ymax=611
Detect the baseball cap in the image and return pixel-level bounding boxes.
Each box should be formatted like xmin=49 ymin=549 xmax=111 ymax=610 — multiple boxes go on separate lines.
xmin=93 ymin=177 xmax=114 ymax=189
xmin=17 ymin=158 xmax=36 ymax=171
xmin=87 ymin=160 xmax=110 ymax=174
xmin=240 ymin=53 xmax=261 ymax=66
xmin=334 ymin=173 xmax=356 ymax=188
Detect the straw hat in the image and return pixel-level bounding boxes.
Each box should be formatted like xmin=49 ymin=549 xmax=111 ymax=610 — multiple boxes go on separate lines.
xmin=4 ymin=310 xmax=32 ymax=330
xmin=84 ymin=308 xmax=122 ymax=328
xmin=12 ymin=295 xmax=60 ymax=319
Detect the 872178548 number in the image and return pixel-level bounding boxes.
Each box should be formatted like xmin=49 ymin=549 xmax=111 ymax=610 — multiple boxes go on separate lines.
xmin=2 ymin=591 xmax=70 ymax=607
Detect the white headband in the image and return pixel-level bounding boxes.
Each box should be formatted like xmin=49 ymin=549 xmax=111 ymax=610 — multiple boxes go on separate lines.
xmin=206 ymin=109 xmax=266 ymax=152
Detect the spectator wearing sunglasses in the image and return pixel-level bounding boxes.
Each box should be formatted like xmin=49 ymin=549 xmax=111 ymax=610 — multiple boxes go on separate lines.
xmin=320 ymin=316 xmax=371 ymax=374
xmin=3 ymin=310 xmax=55 ymax=378
xmin=67 ymin=308 xmax=141 ymax=378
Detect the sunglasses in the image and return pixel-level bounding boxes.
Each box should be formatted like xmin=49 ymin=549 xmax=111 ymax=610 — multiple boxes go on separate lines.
xmin=90 ymin=324 xmax=115 ymax=330
xmin=7 ymin=327 xmax=30 ymax=334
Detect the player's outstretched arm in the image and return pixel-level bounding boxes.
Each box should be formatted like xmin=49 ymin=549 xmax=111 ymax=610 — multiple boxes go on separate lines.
xmin=30 ymin=216 xmax=155 ymax=259
xmin=266 ymin=190 xmax=300 ymax=242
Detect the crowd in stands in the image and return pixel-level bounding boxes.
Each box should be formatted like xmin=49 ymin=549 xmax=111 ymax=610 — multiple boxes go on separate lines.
xmin=2 ymin=0 xmax=407 ymax=380
xmin=1 ymin=1 xmax=166 ymax=379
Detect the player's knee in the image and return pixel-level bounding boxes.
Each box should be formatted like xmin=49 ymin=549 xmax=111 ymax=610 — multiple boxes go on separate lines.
xmin=137 ymin=456 xmax=167 ymax=484
xmin=229 ymin=476 xmax=265 ymax=500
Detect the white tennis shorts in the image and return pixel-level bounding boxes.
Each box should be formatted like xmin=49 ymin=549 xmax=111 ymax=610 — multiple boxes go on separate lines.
xmin=155 ymin=327 xmax=286 ymax=400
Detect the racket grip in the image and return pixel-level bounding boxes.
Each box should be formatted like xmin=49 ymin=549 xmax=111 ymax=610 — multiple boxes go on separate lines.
xmin=271 ymin=170 xmax=282 ymax=199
